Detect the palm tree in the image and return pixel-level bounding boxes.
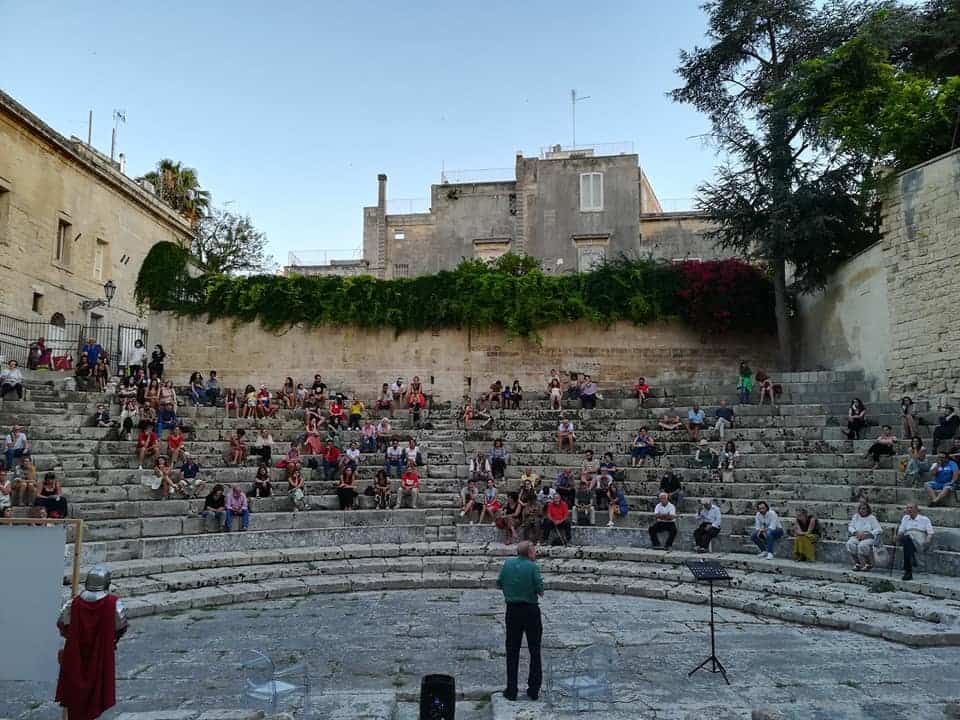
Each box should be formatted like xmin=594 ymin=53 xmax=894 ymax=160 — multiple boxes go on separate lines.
xmin=139 ymin=159 xmax=211 ymax=225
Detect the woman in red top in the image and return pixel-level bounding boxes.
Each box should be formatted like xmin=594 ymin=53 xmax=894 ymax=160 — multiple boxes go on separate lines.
xmin=136 ymin=424 xmax=159 ymax=470
xmin=633 ymin=377 xmax=651 ymax=405
xmin=397 ymin=461 xmax=420 ymax=509
xmin=328 ymin=398 xmax=345 ymax=429
xmin=224 ymin=388 xmax=239 ymax=418
xmin=166 ymin=426 xmax=186 ymax=466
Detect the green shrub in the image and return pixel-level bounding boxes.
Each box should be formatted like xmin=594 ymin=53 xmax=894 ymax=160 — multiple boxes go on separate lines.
xmin=136 ymin=244 xmax=774 ymax=339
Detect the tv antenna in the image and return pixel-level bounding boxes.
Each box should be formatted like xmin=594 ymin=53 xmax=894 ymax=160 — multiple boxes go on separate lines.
xmin=571 ymin=89 xmax=590 ymax=149
xmin=110 ymin=109 xmax=126 ymax=161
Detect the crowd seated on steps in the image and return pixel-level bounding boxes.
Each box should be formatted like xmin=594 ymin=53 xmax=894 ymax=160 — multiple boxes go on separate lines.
xmin=6 ymin=352 xmax=960 ymax=578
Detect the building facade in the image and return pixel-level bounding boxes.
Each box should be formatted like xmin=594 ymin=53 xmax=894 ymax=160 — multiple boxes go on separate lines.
xmin=356 ymin=146 xmax=721 ymax=279
xmin=0 ymin=89 xmax=192 ymax=359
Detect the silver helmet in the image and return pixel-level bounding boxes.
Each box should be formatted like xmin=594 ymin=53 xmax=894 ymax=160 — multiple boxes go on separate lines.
xmin=84 ymin=565 xmax=112 ymax=594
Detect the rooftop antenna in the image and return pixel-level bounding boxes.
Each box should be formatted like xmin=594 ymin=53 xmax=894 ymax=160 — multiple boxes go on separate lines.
xmin=110 ymin=109 xmax=126 ymax=162
xmin=571 ymin=89 xmax=590 ymax=149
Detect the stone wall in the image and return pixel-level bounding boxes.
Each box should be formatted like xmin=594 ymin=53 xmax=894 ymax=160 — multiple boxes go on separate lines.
xmin=147 ymin=314 xmax=778 ymax=402
xmin=882 ymin=148 xmax=960 ymax=400
xmin=638 ymin=212 xmax=720 ymax=261
xmin=795 ymin=242 xmax=890 ymax=385
xmin=0 ymin=90 xmax=192 ymax=326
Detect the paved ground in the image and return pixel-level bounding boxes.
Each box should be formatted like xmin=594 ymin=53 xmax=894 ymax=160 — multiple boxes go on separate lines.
xmin=3 ymin=589 xmax=960 ymax=719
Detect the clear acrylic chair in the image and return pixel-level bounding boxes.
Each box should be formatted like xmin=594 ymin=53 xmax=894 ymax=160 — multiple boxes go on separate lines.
xmin=240 ymin=649 xmax=310 ymax=714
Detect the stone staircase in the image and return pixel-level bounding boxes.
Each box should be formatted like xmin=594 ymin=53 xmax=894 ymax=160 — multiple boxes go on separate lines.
xmin=6 ymin=368 xmax=960 ymax=647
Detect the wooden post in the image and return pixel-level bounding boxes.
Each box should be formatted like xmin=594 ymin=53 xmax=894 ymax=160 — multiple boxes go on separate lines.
xmin=71 ymin=519 xmax=84 ymax=596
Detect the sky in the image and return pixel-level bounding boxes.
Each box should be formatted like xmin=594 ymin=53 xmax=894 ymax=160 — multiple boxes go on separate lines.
xmin=0 ymin=0 xmax=720 ymax=266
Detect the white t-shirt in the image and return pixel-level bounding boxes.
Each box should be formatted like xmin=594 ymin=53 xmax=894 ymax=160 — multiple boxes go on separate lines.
xmin=898 ymin=514 xmax=934 ymax=540
xmin=389 ymin=382 xmax=403 ymax=395
xmin=754 ymin=510 xmax=782 ymax=532
xmin=346 ymin=448 xmax=361 ymax=463
xmin=653 ymin=502 xmax=677 ymax=521
xmin=386 ymin=446 xmax=403 ymax=461
xmin=558 ymin=421 xmax=574 ymax=433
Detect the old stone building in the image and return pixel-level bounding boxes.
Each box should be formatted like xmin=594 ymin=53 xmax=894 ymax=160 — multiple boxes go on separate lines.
xmin=0 ymin=89 xmax=191 ymax=360
xmin=355 ymin=146 xmax=721 ymax=279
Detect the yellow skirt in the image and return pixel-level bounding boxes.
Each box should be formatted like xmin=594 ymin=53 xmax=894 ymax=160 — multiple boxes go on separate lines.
xmin=793 ymin=533 xmax=818 ymax=562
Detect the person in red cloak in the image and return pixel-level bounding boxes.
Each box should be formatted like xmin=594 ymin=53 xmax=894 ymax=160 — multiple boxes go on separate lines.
xmin=56 ymin=565 xmax=128 ymax=720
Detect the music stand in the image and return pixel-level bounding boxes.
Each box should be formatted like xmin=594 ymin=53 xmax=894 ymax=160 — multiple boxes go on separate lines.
xmin=685 ymin=559 xmax=731 ymax=685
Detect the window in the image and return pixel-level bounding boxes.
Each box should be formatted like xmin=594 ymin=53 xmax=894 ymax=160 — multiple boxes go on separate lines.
xmin=55 ymin=218 xmax=72 ymax=265
xmin=394 ymin=230 xmax=406 ymax=241
xmin=579 ymin=172 xmax=603 ymax=212
xmin=31 ymin=292 xmax=43 ymax=314
xmin=393 ymin=263 xmax=410 ymax=278
xmin=49 ymin=312 xmax=66 ymax=328
xmin=93 ymin=239 xmax=107 ymax=280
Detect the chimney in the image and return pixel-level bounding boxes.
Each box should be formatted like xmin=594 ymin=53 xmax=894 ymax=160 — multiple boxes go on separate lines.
xmin=377 ymin=174 xmax=387 ymax=212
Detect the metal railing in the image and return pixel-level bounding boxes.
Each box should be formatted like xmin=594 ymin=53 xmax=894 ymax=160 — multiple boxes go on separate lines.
xmin=440 ymin=168 xmax=514 ymax=185
xmin=0 ymin=311 xmax=146 ymax=369
xmin=653 ymin=197 xmax=700 ymax=213
xmin=539 ymin=142 xmax=635 ymax=158
xmin=386 ymin=198 xmax=430 ymax=214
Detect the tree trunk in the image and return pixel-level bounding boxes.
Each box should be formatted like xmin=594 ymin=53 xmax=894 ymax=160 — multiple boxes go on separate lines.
xmin=772 ymin=256 xmax=792 ymax=370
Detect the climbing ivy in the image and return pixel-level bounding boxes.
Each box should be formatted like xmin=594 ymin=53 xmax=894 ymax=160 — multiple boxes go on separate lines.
xmin=136 ymin=243 xmax=775 ymax=338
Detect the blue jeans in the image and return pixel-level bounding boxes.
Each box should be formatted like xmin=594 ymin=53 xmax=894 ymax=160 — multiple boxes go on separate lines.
xmin=224 ymin=508 xmax=249 ymax=531
xmin=323 ymin=460 xmax=338 ymax=481
xmin=738 ymin=387 xmax=750 ymax=404
xmin=751 ymin=527 xmax=783 ymax=553
xmin=156 ymin=421 xmax=176 ymax=436
xmin=631 ymin=447 xmax=652 ymax=460
xmin=204 ymin=388 xmax=220 ymax=406
xmin=190 ymin=388 xmax=202 ymax=404
xmin=361 ymin=436 xmax=377 ymax=452
xmin=4 ymin=448 xmax=25 ymax=470
xmin=385 ymin=459 xmax=403 ymax=478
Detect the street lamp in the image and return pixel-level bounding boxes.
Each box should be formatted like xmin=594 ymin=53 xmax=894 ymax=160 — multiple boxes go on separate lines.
xmin=81 ymin=280 xmax=117 ymax=311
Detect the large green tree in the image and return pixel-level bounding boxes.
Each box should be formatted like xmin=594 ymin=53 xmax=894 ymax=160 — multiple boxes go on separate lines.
xmin=192 ymin=207 xmax=273 ymax=275
xmin=673 ymin=0 xmax=878 ymax=367
xmin=139 ymin=159 xmax=211 ymax=226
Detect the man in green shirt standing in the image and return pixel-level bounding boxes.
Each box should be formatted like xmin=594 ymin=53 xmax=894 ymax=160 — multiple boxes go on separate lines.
xmin=496 ymin=540 xmax=544 ymax=701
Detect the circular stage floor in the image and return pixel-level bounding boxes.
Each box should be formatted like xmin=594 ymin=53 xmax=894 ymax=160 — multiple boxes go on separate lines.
xmin=4 ymin=589 xmax=960 ymax=719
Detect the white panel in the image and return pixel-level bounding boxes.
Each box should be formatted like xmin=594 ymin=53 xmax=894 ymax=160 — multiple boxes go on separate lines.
xmin=0 ymin=525 xmax=67 ymax=681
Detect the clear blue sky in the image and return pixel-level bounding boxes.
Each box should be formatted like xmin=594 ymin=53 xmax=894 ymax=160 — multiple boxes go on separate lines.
xmin=1 ymin=0 xmax=719 ymax=266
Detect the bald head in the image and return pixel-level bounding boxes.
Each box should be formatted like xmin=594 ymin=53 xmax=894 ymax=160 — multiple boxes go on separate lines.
xmin=517 ymin=541 xmax=536 ymax=560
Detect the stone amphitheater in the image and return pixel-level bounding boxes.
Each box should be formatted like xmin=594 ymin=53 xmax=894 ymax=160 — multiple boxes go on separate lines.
xmin=4 ymin=369 xmax=960 ymax=720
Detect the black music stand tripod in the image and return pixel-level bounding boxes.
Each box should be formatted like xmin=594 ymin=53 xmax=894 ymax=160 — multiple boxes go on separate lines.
xmin=685 ymin=559 xmax=731 ymax=685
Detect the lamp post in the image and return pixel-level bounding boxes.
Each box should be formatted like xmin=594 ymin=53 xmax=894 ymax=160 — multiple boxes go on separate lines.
xmin=81 ymin=280 xmax=117 ymax=311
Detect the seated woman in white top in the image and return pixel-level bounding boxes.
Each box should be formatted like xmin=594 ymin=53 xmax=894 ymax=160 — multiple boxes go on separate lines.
xmin=750 ymin=501 xmax=783 ymax=559
xmin=846 ymin=502 xmax=883 ymax=571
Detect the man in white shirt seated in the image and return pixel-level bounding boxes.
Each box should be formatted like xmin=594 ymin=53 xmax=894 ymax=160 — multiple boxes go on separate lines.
xmin=648 ymin=492 xmax=677 ymax=549
xmin=898 ymin=502 xmax=934 ymax=581
xmin=0 ymin=360 xmax=25 ymax=400
xmin=693 ymin=498 xmax=722 ymax=552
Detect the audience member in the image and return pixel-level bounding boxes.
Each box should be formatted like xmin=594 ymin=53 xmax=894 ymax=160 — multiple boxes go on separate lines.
xmin=900 ymin=396 xmax=919 ymax=439
xmin=566 ymin=373 xmax=581 ymax=404
xmin=0 ymin=360 xmax=25 ymax=400
xmin=321 ymin=440 xmax=341 ymax=481
xmin=376 ymin=383 xmax=394 ymax=417
xmin=751 ymin=501 xmax=783 ymax=559
xmin=557 ymin=417 xmax=575 ymax=451
xmin=846 ymin=502 xmax=882 ymax=571
xmin=712 ymin=399 xmax=735 ymax=441
xmin=4 ymin=425 xmax=29 ymax=472
xmin=579 ymin=375 xmax=598 ymax=409
xmin=11 ymin=458 xmax=37 ymax=506
xmin=385 ymin=439 xmax=404 ymax=478
xmin=483 ymin=380 xmax=503 ymax=410
xmin=34 ymin=472 xmax=68 ymax=518
xmin=479 ymin=479 xmax=501 ymax=523
xmin=489 ymin=439 xmax=509 ymax=480
xmin=166 ymin=425 xmax=186 ymax=466
xmin=373 ymin=469 xmax=392 ymax=509
xmin=74 ymin=356 xmax=92 ymax=391
xmin=573 ymin=479 xmax=595 ymax=526
xmin=756 ymin=370 xmax=776 ymax=405
xmin=554 ymin=469 xmax=576 ymax=509
xmin=337 ymin=466 xmax=358 ymax=510
xmin=136 ymin=423 xmax=159 ymax=470
xmin=149 ymin=457 xmax=174 ymax=500
xmin=242 ymin=384 xmax=257 ymax=418
xmin=865 ymin=425 xmax=897 ymax=469
xmin=158 ymin=380 xmax=177 ymax=409
xmin=606 ymin=484 xmax=628 ymax=527
xmin=288 ymin=469 xmax=309 ymax=511
xmin=686 ymin=403 xmax=706 ymax=441
xmin=342 ymin=441 xmax=361 ymax=472
xmin=348 ymin=397 xmax=364 ymax=431
xmin=658 ymin=409 xmax=683 ymax=432
xmin=904 ymin=436 xmax=930 ymax=484
xmin=155 ymin=402 xmax=177 ymax=437
xmin=459 ymin=397 xmax=474 ymax=429
xmin=224 ymin=485 xmax=250 ymax=531
xmin=312 ymin=374 xmax=329 ymax=402
xmin=251 ymin=428 xmax=274 ymax=464
xmin=926 ymin=450 xmax=959 ymax=505
xmin=189 ymin=372 xmax=205 ymax=407
xmin=579 ymin=449 xmax=599 ymax=486
xmin=376 ymin=417 xmax=392 ymax=450
xmin=94 ymin=404 xmax=111 ymax=428
xmin=502 ymin=492 xmax=523 ymax=543
xmin=844 ymin=399 xmax=867 ymax=440
xmin=694 ymin=440 xmax=717 ymax=470
xmin=737 ymin=362 xmax=753 ymax=404
xmin=659 ymin=470 xmax=683 ymax=508
xmin=792 ymin=508 xmax=818 ymax=562
xmin=148 ymin=344 xmax=166 ymax=379
xmin=631 ymin=427 xmax=655 ymax=467
xmin=469 ymin=450 xmax=492 ymax=483
xmin=519 ymin=467 xmax=540 ymax=490
xmin=200 ymin=484 xmax=226 ymax=531
xmin=397 ymin=461 xmax=420 ymax=508
xmin=224 ymin=388 xmax=239 ymax=418
xmin=228 ymin=429 xmax=247 ymax=465
xmin=402 ymin=438 xmax=423 ymax=467
xmin=897 ymin=502 xmax=934 ymax=581
xmin=548 ymin=377 xmax=563 ymax=410
xmin=933 ymin=406 xmax=960 ymax=451
xmin=361 ymin=419 xmax=378 ymax=452
xmin=251 ymin=464 xmax=272 ymax=500
xmin=718 ymin=441 xmax=738 ymax=479
xmin=542 ymin=493 xmax=571 ymax=543
xmin=204 ymin=371 xmax=221 ymax=407
xmin=460 ymin=480 xmax=481 ymax=521
xmin=694 ymin=498 xmax=722 ymax=552
xmin=175 ymin=453 xmax=204 ymax=498
xmin=633 ymin=376 xmax=651 ymax=405
xmin=648 ymin=492 xmax=677 ymax=549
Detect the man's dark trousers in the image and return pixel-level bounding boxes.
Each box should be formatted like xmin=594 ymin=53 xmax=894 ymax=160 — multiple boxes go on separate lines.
xmin=505 ymin=602 xmax=542 ymax=698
